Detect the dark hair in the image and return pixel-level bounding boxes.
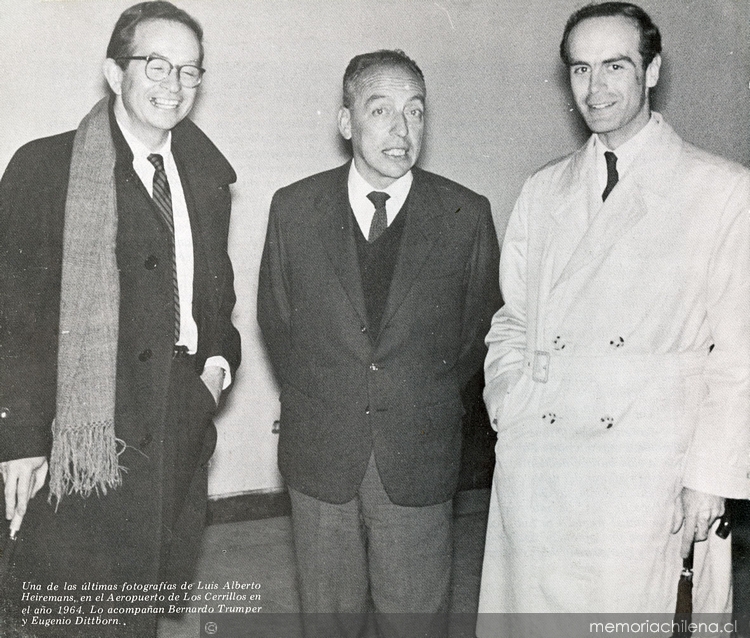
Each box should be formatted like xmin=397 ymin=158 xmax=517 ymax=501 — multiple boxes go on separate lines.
xmin=560 ymin=2 xmax=661 ymax=69
xmin=342 ymin=49 xmax=425 ymax=108
xmin=106 ymin=1 xmax=204 ymax=68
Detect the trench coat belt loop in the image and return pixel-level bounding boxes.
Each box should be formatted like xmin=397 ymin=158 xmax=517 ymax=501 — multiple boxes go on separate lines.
xmin=525 ymin=350 xmax=550 ymax=383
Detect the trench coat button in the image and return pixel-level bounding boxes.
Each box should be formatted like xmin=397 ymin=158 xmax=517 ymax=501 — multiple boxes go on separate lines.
xmin=0 ymin=407 xmax=9 ymax=420
xmin=369 ymin=363 xmax=379 ymax=371
xmin=139 ymin=433 xmax=153 ymax=448
xmin=552 ymin=336 xmax=565 ymax=350
xmin=144 ymin=255 xmax=159 ymax=270
xmin=138 ymin=348 xmax=153 ymax=362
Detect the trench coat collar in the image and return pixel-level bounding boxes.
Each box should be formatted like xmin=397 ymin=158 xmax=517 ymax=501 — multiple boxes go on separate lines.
xmin=316 ymin=163 xmax=446 ymax=336
xmin=551 ymin=113 xmax=685 ymax=290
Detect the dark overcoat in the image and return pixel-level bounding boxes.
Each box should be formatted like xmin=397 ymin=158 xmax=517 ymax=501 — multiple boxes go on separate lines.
xmin=0 ymin=107 xmax=240 ymax=633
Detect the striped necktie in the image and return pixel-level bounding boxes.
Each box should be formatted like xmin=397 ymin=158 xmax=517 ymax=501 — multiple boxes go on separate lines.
xmin=147 ymin=153 xmax=180 ymax=343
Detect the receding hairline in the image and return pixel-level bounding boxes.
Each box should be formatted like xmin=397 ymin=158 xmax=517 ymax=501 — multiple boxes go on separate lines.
xmin=560 ymin=2 xmax=662 ymax=69
xmin=566 ymin=15 xmax=642 ymax=56
xmin=345 ymin=63 xmax=426 ymax=104
xmin=342 ymin=49 xmax=425 ymax=108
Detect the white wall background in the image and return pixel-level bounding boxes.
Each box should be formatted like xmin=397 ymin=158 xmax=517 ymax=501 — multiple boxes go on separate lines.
xmin=0 ymin=0 xmax=747 ymax=498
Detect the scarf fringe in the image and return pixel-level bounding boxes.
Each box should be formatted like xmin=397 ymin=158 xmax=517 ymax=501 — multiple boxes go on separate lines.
xmin=49 ymin=419 xmax=123 ymax=504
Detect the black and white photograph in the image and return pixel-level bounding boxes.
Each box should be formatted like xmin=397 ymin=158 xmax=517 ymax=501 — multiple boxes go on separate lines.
xmin=0 ymin=1 xmax=748 ymax=637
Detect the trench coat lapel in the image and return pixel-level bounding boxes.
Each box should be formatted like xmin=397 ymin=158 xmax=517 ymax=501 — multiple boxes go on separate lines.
xmin=380 ymin=168 xmax=444 ymax=330
xmin=550 ymin=122 xmax=681 ymax=290
xmin=317 ymin=164 xmax=369 ymax=325
xmin=545 ymin=149 xmax=590 ymax=289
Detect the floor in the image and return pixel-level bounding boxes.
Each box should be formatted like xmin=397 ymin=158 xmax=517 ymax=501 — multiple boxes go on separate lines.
xmin=158 ymin=492 xmax=750 ymax=638
xmin=158 ymin=489 xmax=491 ymax=638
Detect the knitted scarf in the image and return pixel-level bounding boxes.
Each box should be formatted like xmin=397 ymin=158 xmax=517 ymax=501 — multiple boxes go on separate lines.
xmin=49 ymin=97 xmax=123 ymax=503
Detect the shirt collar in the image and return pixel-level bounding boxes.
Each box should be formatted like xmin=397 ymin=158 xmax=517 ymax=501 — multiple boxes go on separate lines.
xmin=115 ymin=116 xmax=172 ymax=161
xmin=594 ymin=112 xmax=659 ymax=179
xmin=347 ymin=161 xmax=413 ymax=205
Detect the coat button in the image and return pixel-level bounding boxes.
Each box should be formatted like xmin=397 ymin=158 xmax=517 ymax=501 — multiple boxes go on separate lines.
xmin=144 ymin=255 xmax=159 ymax=270
xmin=138 ymin=348 xmax=153 ymax=362
xmin=139 ymin=433 xmax=153 ymax=448
xmin=360 ymin=325 xmax=367 ymax=334
xmin=0 ymin=407 xmax=9 ymax=419
xmin=365 ymin=406 xmax=370 ymax=415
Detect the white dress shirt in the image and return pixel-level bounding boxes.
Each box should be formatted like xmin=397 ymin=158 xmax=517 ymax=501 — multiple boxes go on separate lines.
xmin=117 ymin=120 xmax=230 ymax=387
xmin=347 ymin=162 xmax=413 ymax=238
xmin=594 ymin=111 xmax=660 ymax=192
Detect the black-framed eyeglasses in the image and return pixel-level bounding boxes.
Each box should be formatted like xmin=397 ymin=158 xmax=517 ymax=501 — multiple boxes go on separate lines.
xmin=117 ymin=55 xmax=205 ymax=88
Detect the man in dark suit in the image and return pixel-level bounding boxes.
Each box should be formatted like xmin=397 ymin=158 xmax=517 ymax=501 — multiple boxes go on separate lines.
xmin=0 ymin=3 xmax=240 ymax=636
xmin=258 ymin=49 xmax=500 ymax=625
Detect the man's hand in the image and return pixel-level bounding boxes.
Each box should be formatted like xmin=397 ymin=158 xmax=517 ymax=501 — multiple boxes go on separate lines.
xmin=200 ymin=365 xmax=225 ymax=407
xmin=1 ymin=456 xmax=48 ymax=535
xmin=670 ymin=486 xmax=725 ymax=559
xmin=483 ymin=369 xmax=522 ymax=429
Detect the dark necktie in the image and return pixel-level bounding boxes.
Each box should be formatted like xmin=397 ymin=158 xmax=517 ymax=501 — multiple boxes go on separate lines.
xmin=602 ymin=151 xmax=619 ymax=202
xmin=147 ymin=153 xmax=180 ymax=343
xmin=366 ymin=191 xmax=390 ymax=243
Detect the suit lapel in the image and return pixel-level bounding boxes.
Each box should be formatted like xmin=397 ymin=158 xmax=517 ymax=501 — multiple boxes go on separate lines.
xmin=316 ymin=164 xmax=369 ymax=325
xmin=315 ymin=166 xmax=446 ymax=333
xmin=379 ymin=169 xmax=444 ymax=330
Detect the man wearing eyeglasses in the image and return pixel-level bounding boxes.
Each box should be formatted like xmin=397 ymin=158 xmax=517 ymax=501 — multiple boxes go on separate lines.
xmin=0 ymin=2 xmax=240 ymax=635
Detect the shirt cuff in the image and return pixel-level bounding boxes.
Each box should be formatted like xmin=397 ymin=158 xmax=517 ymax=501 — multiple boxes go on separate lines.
xmin=203 ymin=356 xmax=232 ymax=389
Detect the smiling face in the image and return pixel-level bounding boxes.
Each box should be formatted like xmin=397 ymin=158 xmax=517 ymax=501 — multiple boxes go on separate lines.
xmin=104 ymin=19 xmax=201 ymax=150
xmin=567 ymin=15 xmax=660 ymax=149
xmin=338 ymin=64 xmax=425 ymax=189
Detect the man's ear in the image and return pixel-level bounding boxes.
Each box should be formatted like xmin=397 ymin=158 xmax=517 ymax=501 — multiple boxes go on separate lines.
xmin=645 ymin=53 xmax=661 ymax=89
xmin=103 ymin=58 xmax=124 ymax=95
xmin=337 ymin=107 xmax=352 ymax=140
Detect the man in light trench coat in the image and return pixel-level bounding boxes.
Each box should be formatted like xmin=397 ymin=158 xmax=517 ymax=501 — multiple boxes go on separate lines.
xmin=477 ymin=2 xmax=750 ymax=633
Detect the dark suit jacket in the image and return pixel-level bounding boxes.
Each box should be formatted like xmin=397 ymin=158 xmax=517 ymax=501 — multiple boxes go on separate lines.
xmin=258 ymin=163 xmax=500 ymax=507
xmin=0 ymin=107 xmax=240 ymax=598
